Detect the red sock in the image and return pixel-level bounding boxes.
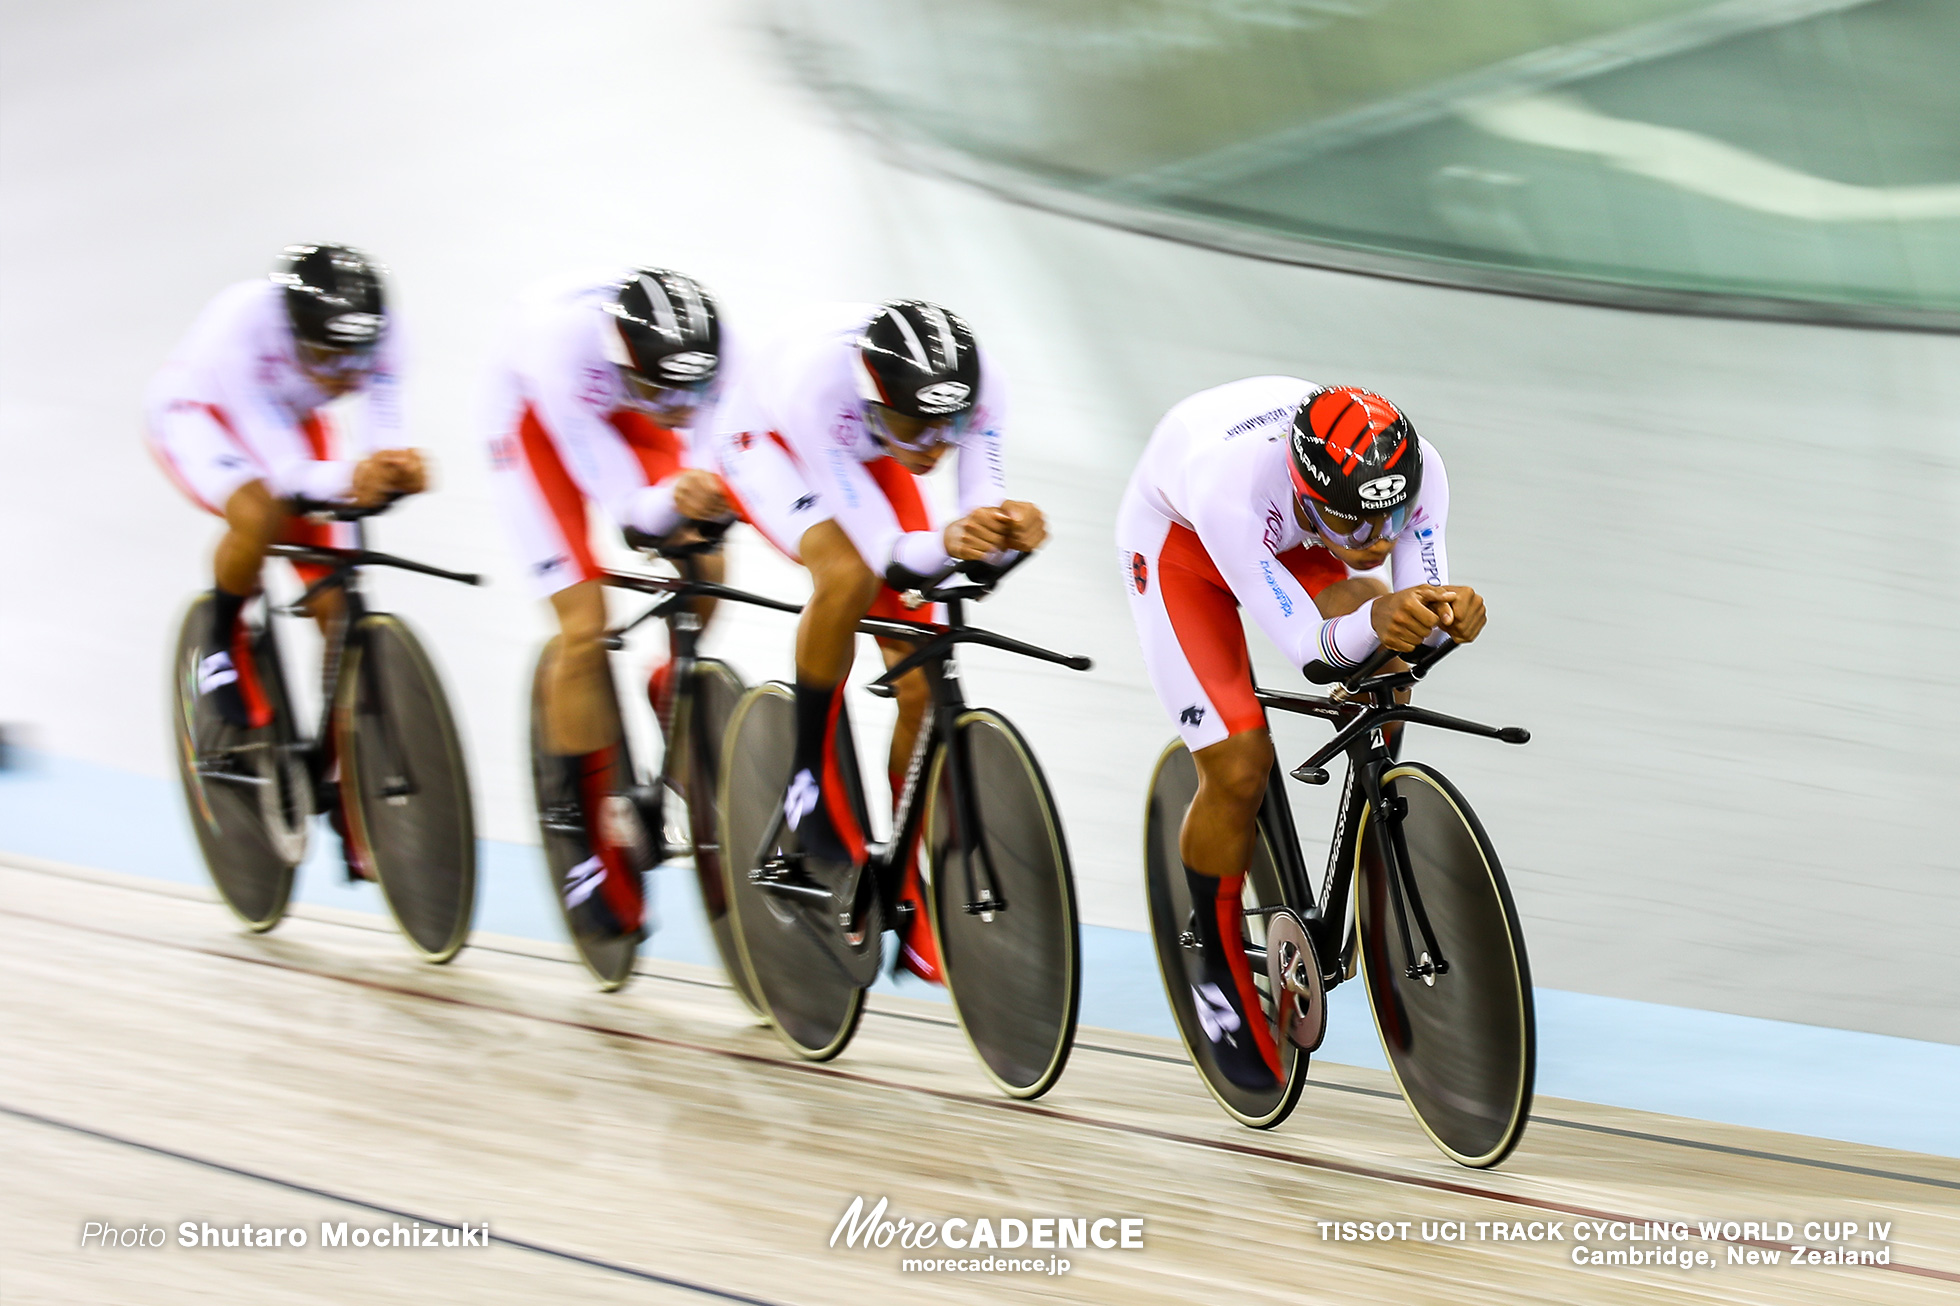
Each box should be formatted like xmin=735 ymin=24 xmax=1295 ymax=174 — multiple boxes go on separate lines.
xmin=576 ymin=747 xmax=642 ymax=932
xmin=1215 ymin=873 xmax=1283 ymax=1079
xmin=891 ymin=767 xmax=941 ymax=984
xmin=228 ymin=623 xmax=273 ymax=730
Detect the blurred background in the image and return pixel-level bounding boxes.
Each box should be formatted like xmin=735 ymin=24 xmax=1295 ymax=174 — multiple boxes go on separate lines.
xmin=3 ymin=0 xmax=1957 ymax=1089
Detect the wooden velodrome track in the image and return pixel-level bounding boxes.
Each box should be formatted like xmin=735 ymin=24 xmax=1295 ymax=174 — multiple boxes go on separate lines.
xmin=3 ymin=854 xmax=1956 ymax=1305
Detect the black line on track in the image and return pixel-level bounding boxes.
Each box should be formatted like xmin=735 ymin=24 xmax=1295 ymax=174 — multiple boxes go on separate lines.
xmin=7 ymin=904 xmax=1960 ymax=1284
xmin=8 ymin=860 xmax=1960 ymax=1194
xmin=0 ymin=1102 xmax=795 ymax=1306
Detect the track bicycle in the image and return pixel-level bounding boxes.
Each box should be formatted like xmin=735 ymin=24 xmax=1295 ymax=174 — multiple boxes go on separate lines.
xmin=527 ymin=524 xmax=800 ymax=995
xmin=720 ymin=557 xmax=1090 ymax=1098
xmin=169 ymin=499 xmax=481 ymax=960
xmin=1144 ymin=641 xmax=1535 ymax=1167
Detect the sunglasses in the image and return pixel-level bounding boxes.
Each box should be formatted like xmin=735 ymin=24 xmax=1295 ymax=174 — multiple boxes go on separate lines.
xmin=865 ymin=403 xmax=966 ymax=453
xmin=297 ymin=342 xmax=378 ymax=381
xmin=1303 ymin=497 xmax=1410 ymax=548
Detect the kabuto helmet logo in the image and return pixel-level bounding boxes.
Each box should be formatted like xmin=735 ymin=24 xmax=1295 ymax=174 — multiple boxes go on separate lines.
xmin=1129 ymin=552 xmax=1149 ymax=594
xmin=1357 ymin=474 xmax=1407 ymax=505
xmin=323 ymin=312 xmax=384 ymax=346
xmin=657 ymin=350 xmax=717 ymax=383
xmin=914 ymin=381 xmax=971 ymax=415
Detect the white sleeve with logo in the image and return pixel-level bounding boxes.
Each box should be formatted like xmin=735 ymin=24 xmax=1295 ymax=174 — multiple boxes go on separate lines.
xmin=1182 ymin=431 xmax=1328 ymax=672
xmin=953 ymin=356 xmax=1008 ymax=515
xmin=204 ymin=291 xmax=356 ymax=503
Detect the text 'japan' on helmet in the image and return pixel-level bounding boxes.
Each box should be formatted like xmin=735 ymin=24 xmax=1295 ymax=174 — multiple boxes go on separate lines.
xmin=601 ymin=269 xmax=721 ymax=388
xmin=272 ymin=244 xmax=387 ymax=352
xmin=853 ymin=301 xmax=981 ymax=422
xmin=1288 ymin=386 xmax=1424 ymax=518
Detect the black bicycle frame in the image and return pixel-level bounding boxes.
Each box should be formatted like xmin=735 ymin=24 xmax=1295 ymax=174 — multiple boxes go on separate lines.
xmin=598 ymin=540 xmax=801 ymax=793
xmin=1247 ymin=642 xmax=1528 ymax=987
xmin=262 ymin=509 xmax=481 ymax=802
xmin=742 ymin=561 xmax=1090 ymax=936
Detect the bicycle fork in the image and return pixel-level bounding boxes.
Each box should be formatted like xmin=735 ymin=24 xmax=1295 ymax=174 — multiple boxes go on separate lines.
xmin=1357 ymin=755 xmax=1450 ymax=984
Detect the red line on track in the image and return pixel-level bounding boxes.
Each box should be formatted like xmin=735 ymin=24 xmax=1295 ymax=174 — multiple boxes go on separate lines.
xmin=5 ymin=906 xmax=1955 ymax=1284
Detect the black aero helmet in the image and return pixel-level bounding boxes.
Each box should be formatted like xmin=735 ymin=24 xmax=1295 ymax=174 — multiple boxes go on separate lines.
xmin=272 ymin=244 xmax=387 ymax=352
xmin=853 ymin=301 xmax=981 ymax=421
xmin=601 ymin=268 xmax=721 ymax=388
xmin=1288 ymin=385 xmax=1424 ymax=520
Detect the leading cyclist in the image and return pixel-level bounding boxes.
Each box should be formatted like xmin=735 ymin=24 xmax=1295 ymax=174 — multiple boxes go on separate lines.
xmin=485 ymin=268 xmax=731 ymax=944
xmin=1118 ymin=378 xmax=1485 ymax=1089
xmin=147 ymin=243 xmax=428 ymax=731
xmin=712 ymin=301 xmax=1045 ymax=982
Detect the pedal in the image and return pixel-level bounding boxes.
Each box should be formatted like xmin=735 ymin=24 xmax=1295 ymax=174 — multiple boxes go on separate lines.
xmin=963 ymin=888 xmax=1009 ymax=916
xmin=1264 ymin=908 xmax=1327 ymax=1053
xmin=540 ymin=800 xmax=586 ymax=837
xmin=749 ymin=857 xmax=833 ymax=904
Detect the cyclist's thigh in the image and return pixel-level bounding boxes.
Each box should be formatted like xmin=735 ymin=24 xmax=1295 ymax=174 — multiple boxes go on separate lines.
xmin=1117 ymin=489 xmax=1263 ymax=754
xmin=488 ymin=403 xmax=605 ymax=599
xmin=714 ymin=429 xmax=827 ymax=563
xmin=148 ymin=402 xmax=263 ymax=517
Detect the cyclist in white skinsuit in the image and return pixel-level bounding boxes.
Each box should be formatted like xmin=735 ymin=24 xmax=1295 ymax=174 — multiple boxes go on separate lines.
xmin=147 ymin=244 xmax=427 ymax=731
xmin=485 ymin=268 xmax=733 ymax=944
xmin=1118 ymin=377 xmax=1486 ymax=1090
xmin=713 ymin=301 xmax=1045 ymax=982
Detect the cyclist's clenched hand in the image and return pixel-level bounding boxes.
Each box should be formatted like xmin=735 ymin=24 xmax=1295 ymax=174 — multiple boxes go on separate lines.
xmin=1438 ymin=584 xmax=1486 ymax=643
xmin=945 ymin=506 xmax=1011 ymax=560
xmin=352 ymin=449 xmax=429 ymax=506
xmin=1371 ymin=584 xmax=1456 ymax=652
xmin=672 ymin=469 xmax=730 ymax=521
xmin=1000 ymin=500 xmax=1046 ymax=553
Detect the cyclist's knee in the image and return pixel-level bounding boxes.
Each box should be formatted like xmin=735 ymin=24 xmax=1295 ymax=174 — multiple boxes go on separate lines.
xmin=889 ymin=666 xmax=929 ymax=720
xmin=1194 ymin=730 xmax=1273 ymax=814
xmin=550 ymin=581 xmax=609 ymax=664
xmin=802 ymin=523 xmax=881 ymax=613
xmin=221 ymin=480 xmax=285 ymax=548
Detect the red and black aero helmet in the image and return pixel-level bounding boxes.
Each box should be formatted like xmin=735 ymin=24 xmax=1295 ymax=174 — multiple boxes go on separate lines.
xmin=272 ymin=244 xmax=387 ymax=352
xmin=853 ymin=301 xmax=981 ymax=422
xmin=1288 ymin=385 xmax=1423 ymax=519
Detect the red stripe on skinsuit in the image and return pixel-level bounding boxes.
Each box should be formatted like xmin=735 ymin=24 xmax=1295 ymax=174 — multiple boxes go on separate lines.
xmin=1157 ymin=525 xmax=1265 ymax=738
xmin=516 ymin=404 xmax=602 ymax=584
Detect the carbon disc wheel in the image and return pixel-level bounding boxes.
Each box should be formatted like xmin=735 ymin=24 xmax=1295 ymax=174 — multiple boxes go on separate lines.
xmin=335 ymin=615 xmax=477 ymax=963
xmin=170 ymin=595 xmax=307 ymax=932
xmin=925 ymin=710 xmax=1080 ymax=1099
xmin=1143 ymin=741 xmax=1307 ymax=1129
xmin=1355 ymin=762 xmax=1534 ymax=1168
xmin=719 ymin=683 xmax=866 ymax=1061
xmin=675 ymin=658 xmax=766 ymax=1016
xmin=529 ymin=640 xmax=638 ymax=991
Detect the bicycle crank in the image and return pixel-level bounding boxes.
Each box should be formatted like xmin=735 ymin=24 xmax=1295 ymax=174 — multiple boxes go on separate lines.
xmin=1264 ymin=908 xmax=1328 ymax=1053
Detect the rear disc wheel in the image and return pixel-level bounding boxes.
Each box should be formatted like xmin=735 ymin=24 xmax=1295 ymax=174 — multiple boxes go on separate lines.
xmin=1143 ymin=741 xmax=1307 ymax=1129
xmin=719 ymin=683 xmax=866 ymax=1061
xmin=170 ymin=595 xmax=306 ymax=932
xmin=529 ymin=640 xmax=639 ymax=991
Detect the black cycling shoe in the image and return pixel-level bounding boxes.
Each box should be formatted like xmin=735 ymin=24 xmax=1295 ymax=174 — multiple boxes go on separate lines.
xmin=562 ymin=852 xmax=649 ymax=944
xmin=783 ymin=766 xmax=854 ymax=872
xmin=1189 ymin=954 xmax=1280 ymax=1092
xmin=197 ymin=644 xmax=253 ymax=729
xmin=1184 ymin=866 xmax=1280 ymax=1091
